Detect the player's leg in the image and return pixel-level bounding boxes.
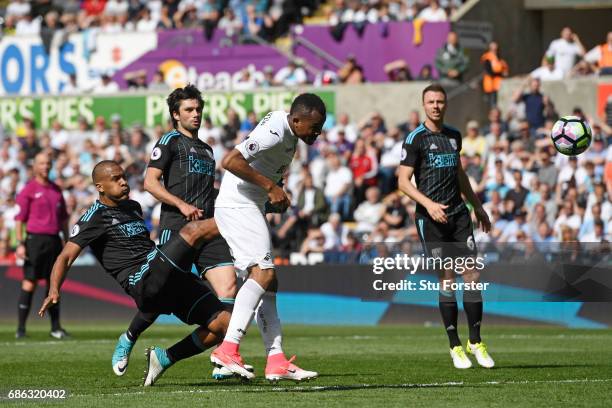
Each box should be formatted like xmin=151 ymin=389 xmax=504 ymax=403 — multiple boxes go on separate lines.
xmin=111 ymin=311 xmax=158 ymax=376
xmin=198 ymin=236 xmax=237 ymax=312
xmin=253 ymin=278 xmax=318 ymax=382
xmin=16 ymin=278 xmax=36 ymax=339
xmin=140 ymin=233 xmax=231 ymax=385
xmin=112 ymin=228 xmax=176 ymax=375
xmin=452 ymin=211 xmax=494 ymax=368
xmin=416 ymin=215 xmax=470 ymax=369
xmin=45 ymin=236 xmax=67 ymax=339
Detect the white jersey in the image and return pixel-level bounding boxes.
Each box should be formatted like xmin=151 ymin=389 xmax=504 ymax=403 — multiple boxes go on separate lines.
xmin=216 ymin=111 xmax=298 ymax=209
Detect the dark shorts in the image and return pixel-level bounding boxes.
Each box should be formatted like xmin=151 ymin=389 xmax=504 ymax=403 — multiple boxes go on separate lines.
xmin=127 ymin=234 xmax=223 ymax=326
xmin=415 ymin=209 xmax=477 ymax=259
xmin=159 ymin=229 xmax=233 ymax=277
xmin=23 ymin=234 xmax=62 ymax=281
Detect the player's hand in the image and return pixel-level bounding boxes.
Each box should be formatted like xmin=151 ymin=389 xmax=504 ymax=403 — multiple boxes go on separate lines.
xmin=16 ymin=244 xmax=26 ymax=260
xmin=39 ymin=290 xmax=60 ymax=317
xmin=474 ymin=206 xmax=491 ymax=233
xmin=426 ymin=202 xmax=449 ymax=224
xmin=267 ymin=184 xmax=290 ymax=213
xmin=178 ymin=202 xmax=203 ymax=221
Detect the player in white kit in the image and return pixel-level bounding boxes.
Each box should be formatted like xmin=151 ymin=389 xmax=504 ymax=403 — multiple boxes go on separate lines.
xmin=212 ymin=93 xmax=326 ymax=382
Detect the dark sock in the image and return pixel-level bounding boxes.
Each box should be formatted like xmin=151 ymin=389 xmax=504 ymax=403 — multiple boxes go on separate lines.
xmin=44 ymin=283 xmax=61 ymax=331
xmin=48 ymin=303 xmax=61 ymax=331
xmin=464 ymin=289 xmax=483 ymax=343
xmin=126 ymin=312 xmax=158 ymax=342
xmin=166 ymin=329 xmax=207 ymax=363
xmin=439 ymin=290 xmax=461 ymax=348
xmin=17 ymin=290 xmax=34 ymax=332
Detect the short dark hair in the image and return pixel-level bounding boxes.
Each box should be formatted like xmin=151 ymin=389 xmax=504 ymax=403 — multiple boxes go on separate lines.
xmin=92 ymin=160 xmax=120 ymax=183
xmin=422 ymin=83 xmax=447 ymax=101
xmin=166 ymin=84 xmax=204 ymax=128
xmin=290 ymin=93 xmax=326 ymax=118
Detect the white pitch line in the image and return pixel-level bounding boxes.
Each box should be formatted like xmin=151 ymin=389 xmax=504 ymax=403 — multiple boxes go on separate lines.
xmin=69 ymin=378 xmax=612 ymax=398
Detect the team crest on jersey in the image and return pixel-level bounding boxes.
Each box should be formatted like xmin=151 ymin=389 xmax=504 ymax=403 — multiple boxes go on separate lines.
xmin=401 ymin=147 xmax=407 ymax=161
xmin=247 ymin=140 xmax=260 ymax=155
xmin=70 ymin=224 xmax=80 ymax=237
xmin=151 ymin=147 xmax=162 ymax=160
xmin=449 ymin=139 xmax=458 ymax=151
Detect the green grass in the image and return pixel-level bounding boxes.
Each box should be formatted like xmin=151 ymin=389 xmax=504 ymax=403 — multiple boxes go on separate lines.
xmin=1 ymin=323 xmax=611 ymax=407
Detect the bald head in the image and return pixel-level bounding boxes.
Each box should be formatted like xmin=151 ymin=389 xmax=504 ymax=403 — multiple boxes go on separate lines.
xmin=92 ymin=160 xmax=121 ymax=183
xmin=33 ymin=152 xmax=51 ymax=181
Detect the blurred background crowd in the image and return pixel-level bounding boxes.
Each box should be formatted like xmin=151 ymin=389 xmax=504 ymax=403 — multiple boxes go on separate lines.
xmin=0 ymin=0 xmax=610 ymax=265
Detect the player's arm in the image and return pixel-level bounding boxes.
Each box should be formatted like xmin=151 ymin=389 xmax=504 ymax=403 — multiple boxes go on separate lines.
xmin=457 ymin=165 xmax=491 ymax=233
xmin=144 ymin=167 xmax=203 ymax=221
xmin=38 ymin=242 xmax=83 ymax=316
xmin=398 ymin=166 xmax=448 ymax=223
xmin=222 ymin=149 xmax=289 ymax=210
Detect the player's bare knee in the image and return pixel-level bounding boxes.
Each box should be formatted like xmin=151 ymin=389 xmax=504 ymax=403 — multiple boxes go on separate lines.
xmin=178 ymin=222 xmax=199 ymax=247
xmin=249 ymin=267 xmax=276 ymax=290
xmin=21 ymin=280 xmax=36 ymax=292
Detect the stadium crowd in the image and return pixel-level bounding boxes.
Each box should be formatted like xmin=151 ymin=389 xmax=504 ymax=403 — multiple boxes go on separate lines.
xmin=0 ymin=87 xmax=610 ymax=266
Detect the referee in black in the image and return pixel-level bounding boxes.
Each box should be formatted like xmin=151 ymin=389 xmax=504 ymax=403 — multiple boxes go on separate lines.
xmin=398 ymin=84 xmax=494 ymax=369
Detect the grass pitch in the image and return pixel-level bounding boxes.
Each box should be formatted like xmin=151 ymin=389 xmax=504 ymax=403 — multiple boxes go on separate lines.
xmin=1 ymin=323 xmax=611 ymax=407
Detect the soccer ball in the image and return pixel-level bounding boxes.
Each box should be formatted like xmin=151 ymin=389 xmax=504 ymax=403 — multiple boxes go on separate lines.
xmin=550 ymin=116 xmax=592 ymax=156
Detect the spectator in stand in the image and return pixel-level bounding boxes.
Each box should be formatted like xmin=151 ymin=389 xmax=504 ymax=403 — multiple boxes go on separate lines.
xmin=418 ymin=0 xmax=447 ymax=22
xmin=324 ymin=153 xmax=353 ymax=221
xmin=530 ymin=56 xmax=564 ymax=81
xmin=461 ymin=120 xmax=486 ymax=158
xmin=314 ymin=64 xmax=340 ymax=87
xmin=350 ymin=138 xmax=377 ymax=205
xmin=217 ymin=8 xmax=242 ymax=46
xmin=384 ymin=59 xmax=413 ymax=82
xmin=274 ymin=60 xmax=308 ymax=87
xmin=584 ymin=31 xmax=612 ymax=76
xmin=328 ymin=113 xmax=358 ymax=143
xmin=353 ymin=186 xmax=385 ymax=233
xmin=506 ymin=170 xmax=529 ymax=210
xmin=338 ymin=55 xmax=365 ymax=84
xmin=545 ymin=27 xmax=585 ymax=77
xmin=381 ymin=192 xmax=409 ymax=230
xmin=481 ymin=41 xmax=509 ymax=107
xmin=536 ymin=150 xmax=558 ymax=189
xmin=320 ymin=213 xmax=346 ymax=251
xmin=296 ymin=172 xmax=329 ymax=235
xmin=417 ymin=64 xmax=434 ymax=81
xmin=512 ymin=77 xmax=549 ymax=133
xmin=93 ymin=73 xmax=120 ymax=94
xmin=435 ymin=31 xmax=469 ymax=85
xmin=148 ymin=70 xmax=170 ymax=91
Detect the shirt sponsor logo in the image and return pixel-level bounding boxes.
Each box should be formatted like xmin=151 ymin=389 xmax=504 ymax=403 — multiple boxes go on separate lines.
xmin=117 ymin=221 xmax=148 ymax=237
xmin=427 ymin=153 xmax=458 ymax=168
xmin=35 ymin=192 xmax=43 ymax=199
xmin=188 ymin=155 xmax=214 ymax=175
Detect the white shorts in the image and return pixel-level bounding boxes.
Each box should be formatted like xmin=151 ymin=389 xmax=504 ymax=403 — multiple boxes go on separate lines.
xmin=215 ymin=207 xmax=275 ymax=273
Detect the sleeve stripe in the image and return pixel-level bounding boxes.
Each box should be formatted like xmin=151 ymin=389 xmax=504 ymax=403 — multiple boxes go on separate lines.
xmin=406 ymin=124 xmax=425 ymax=144
xmin=160 ymin=130 xmax=180 ymax=145
xmin=80 ymin=202 xmax=101 ymax=222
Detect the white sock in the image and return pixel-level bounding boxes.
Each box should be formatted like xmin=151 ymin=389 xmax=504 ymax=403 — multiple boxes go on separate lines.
xmin=224 ymin=279 xmax=265 ymax=344
xmin=255 ymin=292 xmax=284 ymax=357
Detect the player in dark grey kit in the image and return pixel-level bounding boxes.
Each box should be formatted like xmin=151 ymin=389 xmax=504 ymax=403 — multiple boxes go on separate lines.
xmin=398 ymin=84 xmax=495 ymax=369
xmin=39 ymin=161 xmax=230 ymax=386
xmin=111 ymin=85 xmax=238 ymax=379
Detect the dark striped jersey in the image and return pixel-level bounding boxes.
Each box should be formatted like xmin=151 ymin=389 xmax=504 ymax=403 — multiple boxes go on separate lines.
xmin=69 ymin=199 xmax=155 ymax=289
xmin=148 ymin=130 xmax=216 ymax=231
xmin=400 ymin=123 xmax=465 ymax=217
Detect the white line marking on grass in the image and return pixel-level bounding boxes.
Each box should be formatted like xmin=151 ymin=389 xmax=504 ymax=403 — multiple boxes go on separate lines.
xmin=70 ymin=378 xmax=612 ymax=398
